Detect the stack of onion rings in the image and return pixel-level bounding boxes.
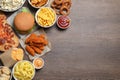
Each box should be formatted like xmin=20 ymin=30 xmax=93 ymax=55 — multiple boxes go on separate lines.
xmin=51 ymin=0 xmax=72 ymax=15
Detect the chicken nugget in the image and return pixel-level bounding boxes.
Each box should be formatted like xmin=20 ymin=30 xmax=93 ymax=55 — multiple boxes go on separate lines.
xmin=31 ymin=46 xmax=42 ymax=54
xmin=25 ymin=45 xmax=35 ymax=56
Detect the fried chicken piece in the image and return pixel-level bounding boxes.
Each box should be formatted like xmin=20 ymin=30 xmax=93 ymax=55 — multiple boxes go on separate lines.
xmin=31 ymin=46 xmax=42 ymax=54
xmin=43 ymin=39 xmax=48 ymax=45
xmin=25 ymin=45 xmax=35 ymax=56
xmin=25 ymin=33 xmax=37 ymax=44
xmin=38 ymin=46 xmax=44 ymax=51
xmin=38 ymin=34 xmax=46 ymax=39
xmin=30 ymin=43 xmax=44 ymax=48
xmin=32 ymin=37 xmax=45 ymax=44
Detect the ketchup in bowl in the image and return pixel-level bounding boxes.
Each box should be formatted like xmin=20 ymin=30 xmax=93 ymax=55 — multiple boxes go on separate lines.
xmin=57 ymin=16 xmax=71 ymax=29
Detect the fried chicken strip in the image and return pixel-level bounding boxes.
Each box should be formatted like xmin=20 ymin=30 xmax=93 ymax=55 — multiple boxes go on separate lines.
xmin=25 ymin=45 xmax=35 ymax=56
xmin=31 ymin=46 xmax=42 ymax=54
xmin=25 ymin=33 xmax=37 ymax=44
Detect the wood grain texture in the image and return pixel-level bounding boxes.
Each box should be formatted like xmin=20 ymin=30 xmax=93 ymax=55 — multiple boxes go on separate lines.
xmin=2 ymin=0 xmax=120 ymax=80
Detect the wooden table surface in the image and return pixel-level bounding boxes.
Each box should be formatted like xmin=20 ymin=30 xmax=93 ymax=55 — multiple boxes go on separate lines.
xmin=2 ymin=0 xmax=120 ymax=80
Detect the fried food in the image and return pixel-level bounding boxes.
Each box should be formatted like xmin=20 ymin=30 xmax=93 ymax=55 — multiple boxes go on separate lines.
xmin=60 ymin=6 xmax=70 ymax=15
xmin=51 ymin=0 xmax=72 ymax=15
xmin=30 ymin=0 xmax=48 ymax=7
xmin=36 ymin=7 xmax=56 ymax=27
xmin=54 ymin=0 xmax=63 ymax=5
xmin=31 ymin=46 xmax=42 ymax=54
xmin=25 ymin=45 xmax=35 ymax=56
xmin=25 ymin=33 xmax=37 ymax=44
xmin=25 ymin=34 xmax=48 ymax=56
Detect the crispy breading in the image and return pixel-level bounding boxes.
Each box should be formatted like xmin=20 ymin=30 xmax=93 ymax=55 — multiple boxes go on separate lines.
xmin=25 ymin=33 xmax=37 ymax=44
xmin=38 ymin=34 xmax=46 ymax=39
xmin=31 ymin=46 xmax=42 ymax=54
xmin=31 ymin=37 xmax=45 ymax=44
xmin=25 ymin=34 xmax=48 ymax=56
xmin=38 ymin=46 xmax=44 ymax=51
xmin=25 ymin=45 xmax=35 ymax=56
xmin=30 ymin=43 xmax=44 ymax=48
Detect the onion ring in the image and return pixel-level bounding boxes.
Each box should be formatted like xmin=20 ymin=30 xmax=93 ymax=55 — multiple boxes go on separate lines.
xmin=54 ymin=0 xmax=63 ymax=5
xmin=60 ymin=6 xmax=70 ymax=15
xmin=53 ymin=8 xmax=60 ymax=15
xmin=62 ymin=1 xmax=71 ymax=9
xmin=51 ymin=1 xmax=57 ymax=8
xmin=55 ymin=4 xmax=62 ymax=9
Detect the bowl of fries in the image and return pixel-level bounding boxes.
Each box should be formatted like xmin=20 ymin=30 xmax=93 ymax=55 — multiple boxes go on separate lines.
xmin=28 ymin=0 xmax=49 ymax=9
xmin=35 ymin=7 xmax=56 ymax=28
xmin=12 ymin=60 xmax=35 ymax=80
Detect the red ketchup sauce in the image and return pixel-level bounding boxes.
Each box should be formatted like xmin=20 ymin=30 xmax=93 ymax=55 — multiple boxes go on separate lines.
xmin=57 ymin=16 xmax=70 ymax=29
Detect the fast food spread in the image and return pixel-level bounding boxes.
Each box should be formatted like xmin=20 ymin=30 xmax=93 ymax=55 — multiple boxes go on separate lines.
xmin=51 ymin=0 xmax=72 ymax=15
xmin=0 ymin=0 xmax=72 ymax=79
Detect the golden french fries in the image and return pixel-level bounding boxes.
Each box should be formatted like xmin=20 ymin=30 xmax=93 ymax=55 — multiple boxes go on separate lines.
xmin=37 ymin=7 xmax=56 ymax=27
xmin=14 ymin=61 xmax=35 ymax=80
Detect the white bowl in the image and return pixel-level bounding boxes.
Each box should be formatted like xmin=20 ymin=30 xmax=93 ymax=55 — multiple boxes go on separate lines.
xmin=12 ymin=60 xmax=35 ymax=80
xmin=35 ymin=7 xmax=57 ymax=28
xmin=0 ymin=0 xmax=26 ymax=12
xmin=33 ymin=58 xmax=44 ymax=69
xmin=28 ymin=0 xmax=49 ymax=9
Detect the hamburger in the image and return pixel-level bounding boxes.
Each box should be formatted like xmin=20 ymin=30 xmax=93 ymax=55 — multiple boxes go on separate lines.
xmin=14 ymin=12 xmax=35 ymax=34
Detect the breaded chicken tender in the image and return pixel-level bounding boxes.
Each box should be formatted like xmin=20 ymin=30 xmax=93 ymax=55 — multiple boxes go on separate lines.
xmin=31 ymin=46 xmax=42 ymax=54
xmin=26 ymin=45 xmax=35 ymax=56
xmin=25 ymin=33 xmax=48 ymax=56
xmin=25 ymin=33 xmax=37 ymax=44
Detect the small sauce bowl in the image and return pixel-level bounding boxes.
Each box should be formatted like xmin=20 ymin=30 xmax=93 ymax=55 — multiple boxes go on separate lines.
xmin=57 ymin=15 xmax=71 ymax=29
xmin=33 ymin=58 xmax=44 ymax=69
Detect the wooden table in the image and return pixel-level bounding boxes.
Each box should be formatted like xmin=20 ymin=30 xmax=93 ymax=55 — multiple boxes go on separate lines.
xmin=2 ymin=0 xmax=120 ymax=80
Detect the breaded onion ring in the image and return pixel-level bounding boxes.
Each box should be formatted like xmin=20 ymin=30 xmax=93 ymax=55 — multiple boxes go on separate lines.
xmin=55 ymin=4 xmax=62 ymax=9
xmin=53 ymin=8 xmax=60 ymax=15
xmin=54 ymin=0 xmax=63 ymax=5
xmin=60 ymin=6 xmax=70 ymax=15
xmin=51 ymin=1 xmax=56 ymax=8
xmin=62 ymin=1 xmax=71 ymax=9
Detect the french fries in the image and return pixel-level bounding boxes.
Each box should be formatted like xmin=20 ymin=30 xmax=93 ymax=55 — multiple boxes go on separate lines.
xmin=37 ymin=7 xmax=56 ymax=27
xmin=14 ymin=61 xmax=35 ymax=80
